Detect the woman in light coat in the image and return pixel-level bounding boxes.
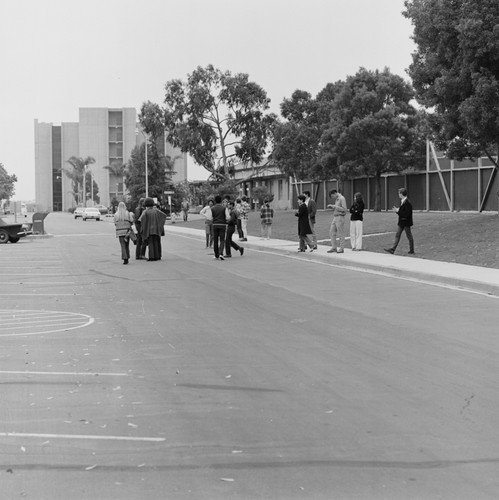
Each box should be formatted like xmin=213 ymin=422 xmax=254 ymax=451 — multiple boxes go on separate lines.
xmin=114 ymin=202 xmax=134 ymax=265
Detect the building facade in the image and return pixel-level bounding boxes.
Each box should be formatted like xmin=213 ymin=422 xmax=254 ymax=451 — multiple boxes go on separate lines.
xmin=35 ymin=107 xmax=187 ymax=212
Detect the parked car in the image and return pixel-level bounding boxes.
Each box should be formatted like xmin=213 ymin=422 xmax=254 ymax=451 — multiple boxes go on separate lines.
xmin=82 ymin=207 xmax=101 ymax=221
xmin=94 ymin=205 xmax=109 ymax=215
xmin=0 ymin=216 xmax=32 ymax=243
xmin=74 ymin=206 xmax=85 ymax=219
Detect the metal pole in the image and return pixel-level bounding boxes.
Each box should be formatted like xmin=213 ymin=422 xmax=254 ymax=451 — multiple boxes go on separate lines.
xmin=82 ymin=167 xmax=86 ymax=207
xmin=145 ymin=134 xmax=148 ymax=197
xmin=90 ymin=168 xmax=94 ymax=205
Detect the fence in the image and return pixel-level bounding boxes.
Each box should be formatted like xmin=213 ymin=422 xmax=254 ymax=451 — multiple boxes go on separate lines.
xmin=291 ymin=143 xmax=498 ymax=212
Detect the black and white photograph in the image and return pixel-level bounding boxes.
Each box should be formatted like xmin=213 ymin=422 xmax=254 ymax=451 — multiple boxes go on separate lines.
xmin=1 ymin=0 xmax=499 ymax=498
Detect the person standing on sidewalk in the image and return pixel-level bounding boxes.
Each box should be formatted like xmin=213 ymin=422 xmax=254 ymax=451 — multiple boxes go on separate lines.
xmin=295 ymin=195 xmax=314 ymax=252
xmin=211 ymin=195 xmax=229 ymax=260
xmin=235 ymin=198 xmax=244 ymax=240
xmin=327 ymin=189 xmax=347 ymax=253
xmin=260 ymin=199 xmax=274 ymax=240
xmin=303 ymin=191 xmax=318 ymax=249
xmin=240 ymin=195 xmax=250 ymax=242
xmin=349 ymin=192 xmax=365 ymax=251
xmin=200 ymin=198 xmax=214 ymax=249
xmin=225 ymin=201 xmax=245 ymax=258
xmin=384 ymin=188 xmax=415 ymax=255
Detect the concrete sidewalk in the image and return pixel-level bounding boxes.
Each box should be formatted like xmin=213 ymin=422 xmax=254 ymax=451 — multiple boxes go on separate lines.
xmin=164 ymin=224 xmax=499 ymax=297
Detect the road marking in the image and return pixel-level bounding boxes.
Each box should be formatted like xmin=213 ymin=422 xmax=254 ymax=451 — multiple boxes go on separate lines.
xmin=0 ymin=273 xmax=71 ymax=276
xmin=0 ymin=432 xmax=165 ymax=443
xmin=0 ymin=310 xmax=93 ymax=336
xmin=0 ymin=370 xmax=128 ymax=377
xmin=0 ymin=293 xmax=77 ymax=297
xmin=2 ymin=282 xmax=76 ymax=285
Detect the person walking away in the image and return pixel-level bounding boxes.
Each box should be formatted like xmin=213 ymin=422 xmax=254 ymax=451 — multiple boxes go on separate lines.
xmin=134 ymin=198 xmax=146 ymax=260
xmin=225 ymin=201 xmax=245 ymax=258
xmin=235 ymin=198 xmax=244 ymax=240
xmin=349 ymin=192 xmax=365 ymax=251
xmin=211 ymin=195 xmax=229 ymax=260
xmin=260 ymin=199 xmax=274 ymax=240
xmin=303 ymin=190 xmax=318 ymax=249
xmin=384 ymin=188 xmax=415 ymax=255
xmin=200 ymin=199 xmax=214 ymax=249
xmin=181 ymin=199 xmax=190 ymax=222
xmin=295 ymin=195 xmax=314 ymax=252
xmin=114 ymin=201 xmax=134 ymax=265
xmin=327 ymin=189 xmax=347 ymax=253
xmin=240 ymin=195 xmax=250 ymax=242
xmin=139 ymin=198 xmax=167 ymax=261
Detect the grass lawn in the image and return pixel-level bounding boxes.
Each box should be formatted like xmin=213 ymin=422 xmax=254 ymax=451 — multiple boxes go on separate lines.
xmin=180 ymin=210 xmax=499 ymax=269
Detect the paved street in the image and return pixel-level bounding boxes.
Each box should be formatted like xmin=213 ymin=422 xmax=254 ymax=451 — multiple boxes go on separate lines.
xmin=1 ymin=212 xmax=498 ymax=499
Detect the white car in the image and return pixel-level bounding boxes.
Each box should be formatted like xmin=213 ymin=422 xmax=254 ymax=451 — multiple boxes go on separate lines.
xmin=74 ymin=207 xmax=85 ymax=219
xmin=82 ymin=207 xmax=101 ymax=221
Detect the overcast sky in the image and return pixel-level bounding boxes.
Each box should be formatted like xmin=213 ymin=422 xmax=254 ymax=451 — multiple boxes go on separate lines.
xmin=0 ymin=0 xmax=415 ymax=201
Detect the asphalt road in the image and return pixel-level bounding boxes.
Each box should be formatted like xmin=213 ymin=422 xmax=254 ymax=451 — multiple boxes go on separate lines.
xmin=1 ymin=212 xmax=498 ymax=500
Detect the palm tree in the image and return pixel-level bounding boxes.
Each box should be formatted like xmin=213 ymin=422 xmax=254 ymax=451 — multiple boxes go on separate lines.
xmin=104 ymin=163 xmax=127 ymax=201
xmin=65 ymin=156 xmax=96 ymax=205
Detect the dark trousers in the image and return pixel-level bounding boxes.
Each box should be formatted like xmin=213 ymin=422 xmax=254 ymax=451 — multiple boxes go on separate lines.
xmin=135 ymin=233 xmax=146 ymax=259
xmin=225 ymin=225 xmax=241 ymax=256
xmin=391 ymin=225 xmax=414 ymax=252
xmin=237 ymin=219 xmax=244 ymax=239
xmin=213 ymin=225 xmax=226 ymax=258
xmin=118 ymin=236 xmax=130 ymax=261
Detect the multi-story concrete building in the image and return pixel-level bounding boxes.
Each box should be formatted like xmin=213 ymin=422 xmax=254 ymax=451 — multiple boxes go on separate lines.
xmin=35 ymin=107 xmax=187 ymax=212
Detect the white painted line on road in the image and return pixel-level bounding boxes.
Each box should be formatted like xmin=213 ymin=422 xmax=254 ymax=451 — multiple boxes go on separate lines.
xmin=2 ymin=282 xmax=76 ymax=285
xmin=0 ymin=370 xmax=129 ymax=377
xmin=0 ymin=273 xmax=71 ymax=276
xmin=0 ymin=432 xmax=165 ymax=443
xmin=0 ymin=293 xmax=77 ymax=296
xmin=0 ymin=310 xmax=93 ymax=336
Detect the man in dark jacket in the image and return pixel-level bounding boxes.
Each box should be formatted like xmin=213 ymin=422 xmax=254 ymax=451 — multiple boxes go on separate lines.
xmin=384 ymin=188 xmax=415 ymax=255
xmin=134 ymin=198 xmax=146 ymax=260
xmin=211 ymin=195 xmax=229 ymax=260
xmin=303 ymin=190 xmax=317 ymax=249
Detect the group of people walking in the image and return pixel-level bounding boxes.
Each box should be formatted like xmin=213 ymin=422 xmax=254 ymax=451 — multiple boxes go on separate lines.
xmin=114 ymin=198 xmax=166 ymax=264
xmin=200 ymin=195 xmax=247 ymax=260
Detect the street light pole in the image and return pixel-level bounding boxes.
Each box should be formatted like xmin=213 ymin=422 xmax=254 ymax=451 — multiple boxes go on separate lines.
xmin=90 ymin=167 xmax=94 ymax=205
xmin=82 ymin=166 xmax=86 ymax=207
xmin=144 ymin=133 xmax=149 ymax=198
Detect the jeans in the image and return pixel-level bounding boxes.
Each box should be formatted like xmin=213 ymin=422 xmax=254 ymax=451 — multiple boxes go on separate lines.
xmin=261 ymin=223 xmax=272 ymax=239
xmin=330 ymin=216 xmax=346 ymax=250
xmin=213 ymin=225 xmax=227 ymax=258
xmin=118 ymin=236 xmax=130 ymax=261
xmin=237 ymin=219 xmax=244 ymax=239
xmin=205 ymin=221 xmax=213 ymax=247
xmin=241 ymin=219 xmax=248 ymax=239
xmin=310 ymin=220 xmax=317 ymax=247
xmin=225 ymin=225 xmax=241 ymax=256
xmin=391 ymin=225 xmax=414 ymax=252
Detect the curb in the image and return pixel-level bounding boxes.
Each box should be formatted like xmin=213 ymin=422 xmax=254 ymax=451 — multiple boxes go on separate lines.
xmin=164 ymin=225 xmax=499 ymax=297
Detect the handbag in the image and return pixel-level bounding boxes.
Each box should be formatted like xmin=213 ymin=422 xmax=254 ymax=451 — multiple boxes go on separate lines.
xmin=126 ymin=229 xmax=137 ymax=244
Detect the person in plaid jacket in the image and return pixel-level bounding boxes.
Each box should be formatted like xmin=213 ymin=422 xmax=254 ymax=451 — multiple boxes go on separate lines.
xmin=260 ymin=199 xmax=274 ymax=240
